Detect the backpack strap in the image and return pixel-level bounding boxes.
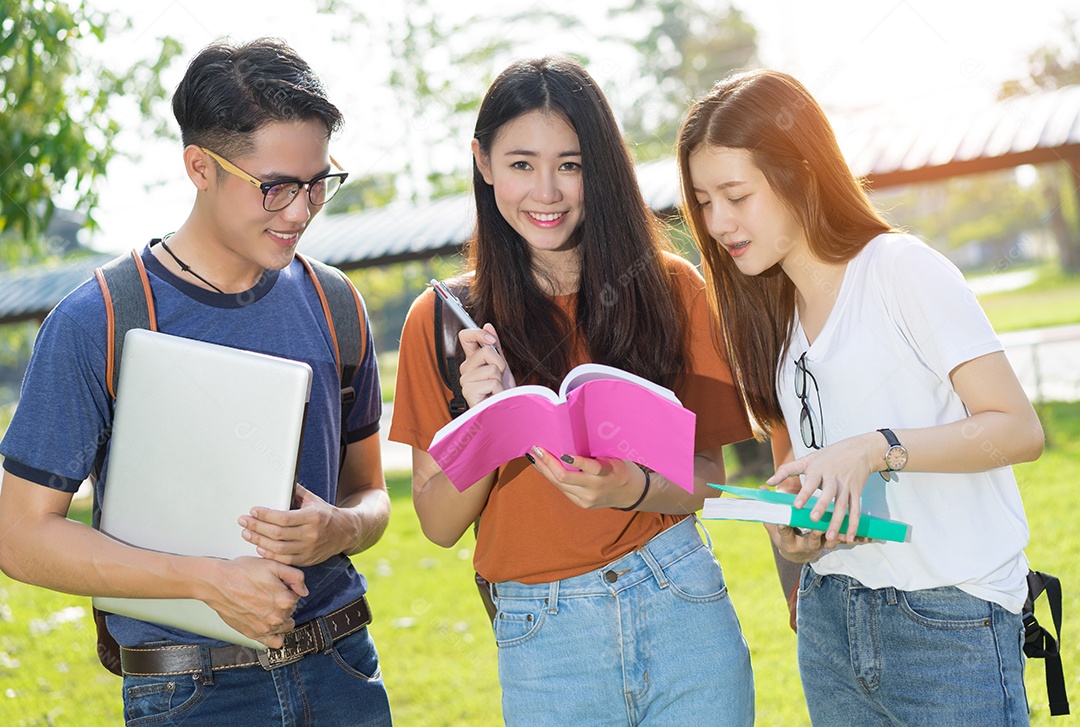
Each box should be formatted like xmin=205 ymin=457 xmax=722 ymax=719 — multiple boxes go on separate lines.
xmin=296 ymin=253 xmax=367 ymax=469
xmin=1024 ymin=570 xmax=1070 ymax=716
xmin=94 ymin=250 xmax=157 ymax=400
xmin=433 ymin=280 xmax=469 ymax=420
xmin=92 ymin=248 xmax=158 ymax=677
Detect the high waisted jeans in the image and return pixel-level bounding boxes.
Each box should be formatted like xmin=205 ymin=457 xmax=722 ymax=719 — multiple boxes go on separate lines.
xmin=797 ymin=566 xmax=1028 ymax=726
xmin=493 ymin=516 xmax=754 ymax=726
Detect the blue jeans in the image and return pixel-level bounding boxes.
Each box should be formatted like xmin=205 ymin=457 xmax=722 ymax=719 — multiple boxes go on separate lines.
xmin=493 ymin=516 xmax=754 ymax=726
xmin=797 ymin=566 xmax=1029 ymax=726
xmin=121 ymin=627 xmax=392 ymax=726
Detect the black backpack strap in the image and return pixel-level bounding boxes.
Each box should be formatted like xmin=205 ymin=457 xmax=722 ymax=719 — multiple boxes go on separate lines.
xmin=433 ymin=280 xmax=469 ymax=420
xmin=296 ymin=254 xmax=367 ymax=473
xmin=93 ymin=249 xmax=158 ymax=400
xmin=1024 ymin=570 xmax=1069 ymax=716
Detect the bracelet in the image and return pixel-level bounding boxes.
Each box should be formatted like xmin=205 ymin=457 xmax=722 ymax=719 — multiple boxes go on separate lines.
xmin=616 ymin=464 xmax=651 ymax=511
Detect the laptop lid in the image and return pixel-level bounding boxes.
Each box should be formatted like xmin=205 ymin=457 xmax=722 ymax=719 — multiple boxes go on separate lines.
xmin=94 ymin=328 xmax=312 ymax=648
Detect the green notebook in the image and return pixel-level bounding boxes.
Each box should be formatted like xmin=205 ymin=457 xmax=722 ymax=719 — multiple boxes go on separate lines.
xmin=701 ymin=484 xmax=911 ymax=543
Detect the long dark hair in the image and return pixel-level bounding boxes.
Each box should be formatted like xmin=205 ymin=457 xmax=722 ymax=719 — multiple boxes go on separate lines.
xmin=467 ymin=56 xmax=684 ymax=390
xmin=676 ymin=69 xmax=893 ymax=430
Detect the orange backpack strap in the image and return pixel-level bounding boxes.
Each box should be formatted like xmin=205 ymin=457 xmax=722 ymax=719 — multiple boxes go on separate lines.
xmin=296 ymin=253 xmax=367 ymax=467
xmin=94 ymin=249 xmax=157 ymax=399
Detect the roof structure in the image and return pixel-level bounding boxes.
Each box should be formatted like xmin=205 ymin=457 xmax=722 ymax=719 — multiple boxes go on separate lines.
xmin=2 ymin=84 xmax=1078 ymax=325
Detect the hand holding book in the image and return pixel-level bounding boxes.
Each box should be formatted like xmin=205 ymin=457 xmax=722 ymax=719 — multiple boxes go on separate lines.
xmin=427 ymin=363 xmax=697 ymax=493
xmin=701 ymin=484 xmax=911 ymax=542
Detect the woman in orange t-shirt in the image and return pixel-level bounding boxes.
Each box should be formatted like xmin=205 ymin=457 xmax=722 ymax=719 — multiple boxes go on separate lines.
xmin=390 ymin=56 xmax=755 ymax=726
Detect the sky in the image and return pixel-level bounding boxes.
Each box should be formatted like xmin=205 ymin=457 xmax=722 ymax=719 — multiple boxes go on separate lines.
xmin=73 ymin=0 xmax=1078 ymax=253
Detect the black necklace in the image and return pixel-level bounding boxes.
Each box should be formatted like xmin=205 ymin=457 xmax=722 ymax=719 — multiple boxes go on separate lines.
xmin=160 ymin=240 xmax=227 ymax=294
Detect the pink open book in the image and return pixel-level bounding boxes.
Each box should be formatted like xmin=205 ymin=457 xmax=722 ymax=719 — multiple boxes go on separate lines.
xmin=427 ymin=363 xmax=696 ymax=493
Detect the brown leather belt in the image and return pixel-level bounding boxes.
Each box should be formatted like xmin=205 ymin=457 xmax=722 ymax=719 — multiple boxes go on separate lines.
xmin=119 ymin=595 xmax=372 ymax=675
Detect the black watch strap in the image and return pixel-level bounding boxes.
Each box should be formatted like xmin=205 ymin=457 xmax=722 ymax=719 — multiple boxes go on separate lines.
xmin=877 ymin=428 xmax=901 ymax=448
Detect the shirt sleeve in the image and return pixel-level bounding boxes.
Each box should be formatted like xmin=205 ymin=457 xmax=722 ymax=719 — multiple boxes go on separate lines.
xmin=0 ymin=285 xmax=113 ymax=491
xmin=343 ymin=288 xmax=383 ymax=443
xmin=668 ymin=255 xmax=754 ymax=451
xmin=877 ymin=237 xmax=1003 ymax=382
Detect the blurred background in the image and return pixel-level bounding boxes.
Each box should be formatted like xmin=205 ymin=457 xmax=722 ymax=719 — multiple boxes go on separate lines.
xmin=3 ymin=2 xmax=1080 ymax=724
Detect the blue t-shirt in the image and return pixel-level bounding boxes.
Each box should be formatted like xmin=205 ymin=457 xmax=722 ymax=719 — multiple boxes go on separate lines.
xmin=0 ymin=242 xmax=381 ymax=647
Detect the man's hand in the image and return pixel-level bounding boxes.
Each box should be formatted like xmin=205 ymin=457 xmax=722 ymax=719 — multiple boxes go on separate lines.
xmin=239 ymin=484 xmax=357 ymax=567
xmin=202 ymin=556 xmax=307 ymax=649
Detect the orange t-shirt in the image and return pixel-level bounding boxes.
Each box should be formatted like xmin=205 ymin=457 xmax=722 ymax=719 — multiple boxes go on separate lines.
xmin=389 ymin=253 xmax=752 ymax=584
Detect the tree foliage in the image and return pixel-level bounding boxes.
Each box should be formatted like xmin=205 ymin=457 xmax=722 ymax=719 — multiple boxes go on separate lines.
xmin=608 ymin=0 xmax=757 ymax=159
xmin=999 ymin=11 xmax=1080 ymax=273
xmin=0 ymin=0 xmax=181 ymax=264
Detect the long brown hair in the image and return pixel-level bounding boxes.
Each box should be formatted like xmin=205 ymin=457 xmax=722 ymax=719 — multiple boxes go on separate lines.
xmin=676 ymin=69 xmax=893 ymax=431
xmin=467 ymin=57 xmax=684 ymax=390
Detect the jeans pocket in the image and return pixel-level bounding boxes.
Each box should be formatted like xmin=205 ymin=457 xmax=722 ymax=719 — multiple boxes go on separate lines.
xmin=897 ymin=587 xmax=993 ymax=630
xmin=124 ymin=674 xmax=203 ymax=725
xmin=330 ymin=629 xmax=383 ymax=680
xmin=663 ymin=544 xmax=729 ymax=603
xmin=796 ymin=564 xmax=820 ymax=601
xmin=493 ymin=600 xmax=545 ymax=648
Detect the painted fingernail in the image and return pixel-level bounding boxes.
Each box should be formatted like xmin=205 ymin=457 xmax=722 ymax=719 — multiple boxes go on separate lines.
xmin=560 ymin=454 xmax=574 ymax=464
xmin=525 ymin=453 xmax=536 ymax=465
xmin=531 ymin=446 xmax=544 ymax=459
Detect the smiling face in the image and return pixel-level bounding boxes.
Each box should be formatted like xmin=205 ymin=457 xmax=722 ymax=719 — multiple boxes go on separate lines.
xmin=473 ymin=110 xmax=585 ymax=262
xmin=198 ymin=119 xmax=333 ymax=273
xmin=688 ymin=145 xmax=808 ymax=277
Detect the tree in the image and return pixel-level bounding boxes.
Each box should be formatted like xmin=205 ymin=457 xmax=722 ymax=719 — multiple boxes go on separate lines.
xmin=607 ymin=0 xmax=758 ymax=159
xmin=0 ymin=0 xmax=181 ymax=265
xmin=999 ymin=12 xmax=1080 ymax=273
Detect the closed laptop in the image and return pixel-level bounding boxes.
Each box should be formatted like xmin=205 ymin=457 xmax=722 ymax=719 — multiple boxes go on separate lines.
xmin=94 ymin=328 xmax=312 ymax=649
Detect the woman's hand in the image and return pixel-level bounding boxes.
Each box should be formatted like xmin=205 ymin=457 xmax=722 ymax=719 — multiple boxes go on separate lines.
xmin=767 ymin=432 xmax=883 ymax=543
xmin=525 ymin=446 xmax=648 ymax=510
xmin=458 ymin=324 xmax=514 ymax=407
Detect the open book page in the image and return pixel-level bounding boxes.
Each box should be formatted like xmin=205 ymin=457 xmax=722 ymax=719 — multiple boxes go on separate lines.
xmin=427 ymin=363 xmax=698 ymax=493
xmin=428 ymin=386 xmax=572 ymax=492
xmin=565 ymin=378 xmax=696 ymax=490
xmin=558 ymin=362 xmax=681 ymax=404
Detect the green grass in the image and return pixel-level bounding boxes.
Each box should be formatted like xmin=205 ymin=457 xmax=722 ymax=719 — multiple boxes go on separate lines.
xmin=2 ymin=403 xmax=1078 ymax=725
xmin=979 ymin=266 xmax=1080 ymax=332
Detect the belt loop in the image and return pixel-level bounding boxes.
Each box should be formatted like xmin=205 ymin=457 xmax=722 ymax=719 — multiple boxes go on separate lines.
xmin=547 ymin=581 xmax=559 ymax=614
xmin=692 ymin=514 xmax=713 ymax=549
xmin=198 ymin=645 xmax=214 ymax=685
xmin=639 ymin=545 xmax=668 ymax=589
xmin=315 ymin=615 xmax=332 ymax=654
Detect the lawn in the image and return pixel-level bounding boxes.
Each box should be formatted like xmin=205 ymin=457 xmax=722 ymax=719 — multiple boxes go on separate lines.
xmin=2 ymin=402 xmax=1078 ymax=725
xmin=979 ymin=266 xmax=1080 ymax=332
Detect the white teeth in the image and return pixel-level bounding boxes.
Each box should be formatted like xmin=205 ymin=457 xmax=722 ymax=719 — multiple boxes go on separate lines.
xmin=529 ymin=212 xmax=564 ymax=222
xmin=272 ymin=232 xmax=298 ymax=240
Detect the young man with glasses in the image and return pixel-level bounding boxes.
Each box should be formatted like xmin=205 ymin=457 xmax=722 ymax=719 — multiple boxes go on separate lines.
xmin=0 ymin=38 xmax=393 ymax=725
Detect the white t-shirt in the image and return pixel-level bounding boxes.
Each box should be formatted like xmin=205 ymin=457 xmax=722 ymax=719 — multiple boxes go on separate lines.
xmin=778 ymin=233 xmax=1030 ymax=613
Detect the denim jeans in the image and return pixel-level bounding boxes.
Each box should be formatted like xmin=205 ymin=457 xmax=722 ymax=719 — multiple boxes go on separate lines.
xmin=797 ymin=566 xmax=1029 ymax=726
xmin=121 ymin=627 xmax=392 ymax=726
xmin=493 ymin=516 xmax=754 ymax=726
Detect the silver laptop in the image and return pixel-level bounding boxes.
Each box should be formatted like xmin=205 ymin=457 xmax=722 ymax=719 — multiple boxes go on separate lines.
xmin=94 ymin=328 xmax=312 ymax=648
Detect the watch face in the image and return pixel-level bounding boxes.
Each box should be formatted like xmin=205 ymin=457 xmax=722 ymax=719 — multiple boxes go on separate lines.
xmin=885 ymin=445 xmax=908 ymax=471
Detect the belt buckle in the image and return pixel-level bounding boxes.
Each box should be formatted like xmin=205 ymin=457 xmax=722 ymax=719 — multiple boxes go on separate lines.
xmin=258 ymin=630 xmax=311 ymax=670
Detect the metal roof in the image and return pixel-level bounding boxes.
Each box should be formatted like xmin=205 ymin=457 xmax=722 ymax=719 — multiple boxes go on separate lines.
xmin=0 ymin=253 xmax=114 ymax=324
xmin=2 ymin=84 xmax=1078 ymax=325
xmin=852 ymin=83 xmax=1080 ymax=187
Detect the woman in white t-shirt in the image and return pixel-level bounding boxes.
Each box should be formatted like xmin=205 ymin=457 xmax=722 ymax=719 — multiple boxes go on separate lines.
xmin=676 ymin=69 xmax=1044 ymax=725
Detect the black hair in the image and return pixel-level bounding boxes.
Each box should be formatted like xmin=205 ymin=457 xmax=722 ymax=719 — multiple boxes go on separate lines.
xmin=466 ymin=56 xmax=685 ymax=390
xmin=172 ymin=37 xmax=343 ymax=158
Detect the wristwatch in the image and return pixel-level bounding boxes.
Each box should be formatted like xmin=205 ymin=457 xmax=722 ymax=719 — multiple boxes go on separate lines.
xmin=877 ymin=428 xmax=908 ymax=479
